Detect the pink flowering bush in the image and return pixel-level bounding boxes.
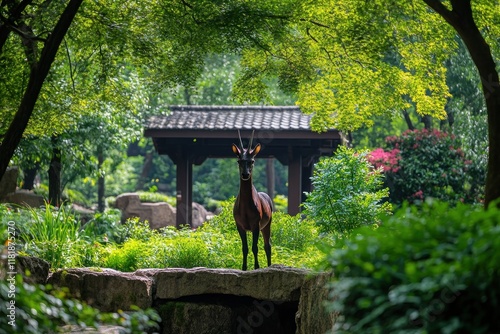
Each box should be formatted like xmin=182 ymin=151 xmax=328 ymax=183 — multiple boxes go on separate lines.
xmin=369 ymin=129 xmax=482 ymax=205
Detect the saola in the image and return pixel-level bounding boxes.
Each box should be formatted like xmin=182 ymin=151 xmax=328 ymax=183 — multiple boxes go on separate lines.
xmin=232 ymin=130 xmax=273 ymax=271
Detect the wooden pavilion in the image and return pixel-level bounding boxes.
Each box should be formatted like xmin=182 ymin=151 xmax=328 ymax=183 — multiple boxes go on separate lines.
xmin=144 ymin=105 xmax=342 ymax=227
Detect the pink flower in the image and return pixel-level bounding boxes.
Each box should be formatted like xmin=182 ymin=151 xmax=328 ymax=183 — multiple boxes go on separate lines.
xmin=369 ymin=148 xmax=401 ymax=173
xmin=412 ymin=190 xmax=424 ymax=199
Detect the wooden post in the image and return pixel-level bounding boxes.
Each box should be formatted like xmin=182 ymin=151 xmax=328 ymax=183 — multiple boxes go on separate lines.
xmin=288 ymin=155 xmax=302 ymax=216
xmin=176 ymin=158 xmax=193 ymax=228
xmin=266 ymin=158 xmax=275 ymax=206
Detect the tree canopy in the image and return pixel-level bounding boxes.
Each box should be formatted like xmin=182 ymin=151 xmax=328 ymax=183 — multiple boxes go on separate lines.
xmin=1 ymin=0 xmax=499 ymax=206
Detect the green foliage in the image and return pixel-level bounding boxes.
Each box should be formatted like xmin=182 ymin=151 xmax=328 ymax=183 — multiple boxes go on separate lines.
xmin=2 ymin=199 xmax=322 ymax=271
xmin=326 ymin=200 xmax=500 ymax=333
xmin=304 ymin=146 xmax=391 ymax=236
xmin=0 ymin=275 xmax=160 ymax=333
xmin=102 ymin=199 xmax=322 ymax=271
xmin=19 ymin=203 xmax=86 ymax=268
xmin=273 ymin=194 xmax=288 ymax=212
xmin=137 ymin=191 xmax=176 ymax=206
xmin=369 ymin=129 xmax=481 ymax=205
xmin=271 ymin=214 xmax=316 ymax=252
xmin=80 ymin=209 xmax=129 ymax=244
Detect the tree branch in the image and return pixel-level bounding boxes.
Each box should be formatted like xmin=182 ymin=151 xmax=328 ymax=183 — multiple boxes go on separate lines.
xmin=422 ymin=0 xmax=457 ymax=26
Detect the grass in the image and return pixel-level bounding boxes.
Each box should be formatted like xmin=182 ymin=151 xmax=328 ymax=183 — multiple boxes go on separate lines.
xmin=2 ymin=198 xmax=325 ymax=271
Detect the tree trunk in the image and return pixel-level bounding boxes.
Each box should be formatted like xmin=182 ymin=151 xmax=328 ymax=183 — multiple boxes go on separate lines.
xmin=266 ymin=159 xmax=275 ymax=205
xmin=22 ymin=163 xmax=39 ymax=190
xmin=0 ymin=0 xmax=32 ymax=52
xmin=421 ymin=115 xmax=432 ymax=130
xmin=136 ymin=151 xmax=154 ymax=191
xmin=401 ymin=109 xmax=415 ymax=130
xmin=97 ymin=151 xmax=105 ymax=212
xmin=48 ymin=137 xmax=62 ymax=207
xmin=424 ymin=0 xmax=500 ymax=207
xmin=0 ymin=0 xmax=83 ymax=181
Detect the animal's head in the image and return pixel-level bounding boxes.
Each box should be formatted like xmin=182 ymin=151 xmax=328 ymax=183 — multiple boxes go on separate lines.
xmin=232 ymin=130 xmax=261 ymax=181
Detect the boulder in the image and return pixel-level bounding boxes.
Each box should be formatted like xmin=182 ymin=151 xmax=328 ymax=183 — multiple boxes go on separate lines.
xmin=48 ymin=268 xmax=154 ymax=312
xmin=159 ymin=302 xmax=234 ymax=334
xmin=16 ymin=256 xmax=51 ymax=285
xmin=296 ymin=269 xmax=335 ymax=334
xmin=3 ymin=189 xmax=45 ymax=208
xmin=114 ymin=192 xmax=210 ymax=229
xmin=0 ymin=167 xmax=18 ymax=200
xmin=48 ymin=265 xmax=335 ymax=333
xmin=136 ymin=265 xmax=305 ymax=301
xmin=191 ymin=202 xmax=208 ymax=229
xmin=114 ymin=193 xmax=176 ymax=229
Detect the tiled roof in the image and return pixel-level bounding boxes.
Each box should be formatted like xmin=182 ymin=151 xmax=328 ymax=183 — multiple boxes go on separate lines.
xmin=146 ymin=105 xmax=313 ymax=131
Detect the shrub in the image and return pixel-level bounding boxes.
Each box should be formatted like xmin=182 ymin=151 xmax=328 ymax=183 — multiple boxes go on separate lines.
xmin=271 ymin=213 xmax=316 ymax=252
xmin=369 ymin=129 xmax=481 ymax=205
xmin=304 ymin=146 xmax=391 ymax=236
xmin=326 ymin=200 xmax=500 ymax=333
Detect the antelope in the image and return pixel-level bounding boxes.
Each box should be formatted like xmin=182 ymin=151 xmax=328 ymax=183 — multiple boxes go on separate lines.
xmin=232 ymin=130 xmax=273 ymax=271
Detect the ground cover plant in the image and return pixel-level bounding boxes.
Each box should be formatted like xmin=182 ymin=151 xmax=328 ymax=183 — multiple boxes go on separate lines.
xmin=0 ymin=209 xmax=161 ymax=333
xmin=326 ymin=200 xmax=500 ymax=333
xmin=1 ymin=198 xmax=323 ymax=272
xmin=100 ymin=199 xmax=323 ymax=271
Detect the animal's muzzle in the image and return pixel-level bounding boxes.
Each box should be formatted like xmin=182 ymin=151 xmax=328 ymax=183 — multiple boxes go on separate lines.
xmin=241 ymin=173 xmax=250 ymax=180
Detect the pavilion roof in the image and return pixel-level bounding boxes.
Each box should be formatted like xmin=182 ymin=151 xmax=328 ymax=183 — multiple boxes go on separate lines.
xmin=146 ymin=105 xmax=314 ymax=131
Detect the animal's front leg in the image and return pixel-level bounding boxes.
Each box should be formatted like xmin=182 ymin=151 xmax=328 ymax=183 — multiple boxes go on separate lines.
xmin=237 ymin=226 xmax=249 ymax=271
xmin=252 ymin=229 xmax=260 ymax=270
xmin=262 ymin=219 xmax=272 ymax=267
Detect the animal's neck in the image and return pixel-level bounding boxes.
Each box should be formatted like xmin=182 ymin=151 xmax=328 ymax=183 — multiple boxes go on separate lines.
xmin=238 ymin=177 xmax=255 ymax=202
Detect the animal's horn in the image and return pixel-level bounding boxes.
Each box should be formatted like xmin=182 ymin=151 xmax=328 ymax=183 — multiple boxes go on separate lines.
xmin=248 ymin=130 xmax=255 ymax=150
xmin=238 ymin=130 xmax=244 ymax=150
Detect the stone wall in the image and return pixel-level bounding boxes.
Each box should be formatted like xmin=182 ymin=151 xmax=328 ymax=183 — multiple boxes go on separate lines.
xmin=46 ymin=265 xmax=335 ymax=334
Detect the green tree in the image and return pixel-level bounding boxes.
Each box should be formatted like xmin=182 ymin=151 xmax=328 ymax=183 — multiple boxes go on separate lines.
xmin=0 ymin=0 xmax=83 ymax=180
xmin=232 ymin=0 xmax=499 ymax=207
xmin=3 ymin=1 xmax=499 ymax=207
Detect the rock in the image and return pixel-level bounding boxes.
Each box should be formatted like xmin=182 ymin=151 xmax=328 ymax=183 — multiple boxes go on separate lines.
xmin=0 ymin=167 xmax=18 ymax=200
xmin=46 ymin=266 xmax=335 ymax=333
xmin=136 ymin=265 xmax=306 ymax=301
xmin=58 ymin=325 xmax=127 ymax=333
xmin=16 ymin=256 xmax=51 ymax=285
xmin=114 ymin=192 xmax=210 ymax=229
xmin=48 ymin=268 xmax=154 ymax=312
xmin=159 ymin=302 xmax=234 ymax=334
xmin=296 ymin=270 xmax=336 ymax=334
xmin=114 ymin=193 xmax=176 ymax=229
xmin=3 ymin=189 xmax=45 ymax=208
xmin=191 ymin=202 xmax=208 ymax=229
xmin=72 ymin=204 xmax=95 ymax=223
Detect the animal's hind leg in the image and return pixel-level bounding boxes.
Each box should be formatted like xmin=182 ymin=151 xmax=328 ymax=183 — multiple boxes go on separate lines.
xmin=252 ymin=229 xmax=260 ymax=270
xmin=237 ymin=226 xmax=248 ymax=271
xmin=261 ymin=219 xmax=272 ymax=267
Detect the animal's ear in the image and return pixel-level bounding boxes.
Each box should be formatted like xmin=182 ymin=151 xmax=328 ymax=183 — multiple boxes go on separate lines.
xmin=232 ymin=144 xmax=241 ymax=156
xmin=251 ymin=143 xmax=261 ymax=156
